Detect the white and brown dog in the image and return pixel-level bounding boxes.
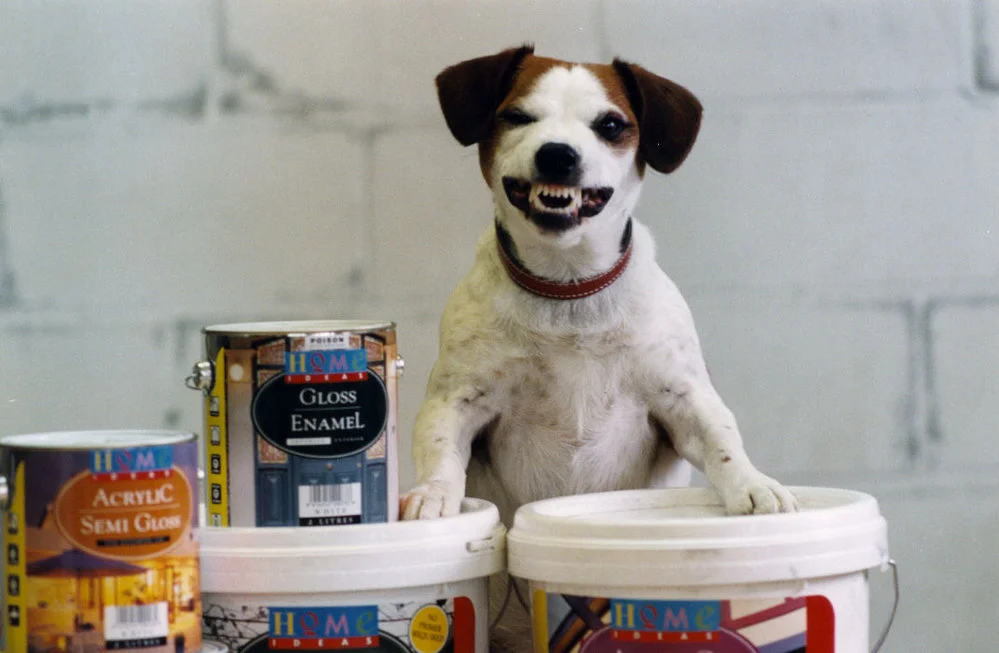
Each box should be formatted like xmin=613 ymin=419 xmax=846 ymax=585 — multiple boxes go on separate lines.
xmin=403 ymin=45 xmax=795 ymax=527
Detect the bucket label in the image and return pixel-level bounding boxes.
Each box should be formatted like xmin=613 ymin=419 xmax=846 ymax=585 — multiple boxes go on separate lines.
xmin=1 ymin=442 xmax=201 ymax=653
xmin=54 ymin=447 xmax=193 ymax=560
xmin=207 ymin=328 xmax=397 ymax=527
xmin=204 ymin=597 xmax=475 ymax=653
xmin=534 ymin=592 xmax=834 ymax=652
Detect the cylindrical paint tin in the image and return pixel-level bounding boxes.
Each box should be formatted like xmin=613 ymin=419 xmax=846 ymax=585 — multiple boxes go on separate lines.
xmin=188 ymin=321 xmax=401 ymax=528
xmin=0 ymin=430 xmax=202 ymax=653
xmin=508 ymin=487 xmax=894 ymax=653
xmin=199 ymin=498 xmax=505 ymax=653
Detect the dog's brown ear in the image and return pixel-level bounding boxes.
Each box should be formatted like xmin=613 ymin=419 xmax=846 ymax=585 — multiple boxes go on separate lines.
xmin=436 ymin=45 xmax=534 ymax=146
xmin=612 ymin=59 xmax=702 ymax=173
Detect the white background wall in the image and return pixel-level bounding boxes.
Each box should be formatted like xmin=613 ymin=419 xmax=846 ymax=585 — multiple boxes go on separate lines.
xmin=1 ymin=1 xmax=997 ymax=649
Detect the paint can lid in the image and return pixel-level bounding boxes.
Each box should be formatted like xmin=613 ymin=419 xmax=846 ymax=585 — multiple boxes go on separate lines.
xmin=203 ymin=320 xmax=395 ymax=336
xmin=507 ymin=487 xmax=888 ymax=588
xmin=0 ymin=430 xmax=196 ymax=450
xmin=199 ymin=498 xmax=505 ymax=594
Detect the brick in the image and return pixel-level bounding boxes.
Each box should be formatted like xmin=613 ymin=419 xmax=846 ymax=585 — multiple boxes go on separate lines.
xmin=370 ymin=127 xmax=492 ymax=302
xmin=223 ymin=0 xmax=377 ymax=107
xmin=688 ymin=298 xmax=911 ymax=475
xmin=980 ymin=0 xmax=999 ymax=90
xmin=0 ymin=0 xmax=214 ymax=108
xmin=873 ymin=487 xmax=999 ymax=651
xmin=638 ymin=99 xmax=999 ymax=290
xmin=931 ymin=303 xmax=999 ymax=468
xmin=1 ymin=121 xmax=367 ymax=315
xmin=369 ymin=0 xmax=603 ymax=120
xmin=602 ymin=0 xmax=974 ymax=101
xmin=223 ymin=0 xmax=602 ymax=123
xmin=0 ymin=317 xmax=177 ymax=436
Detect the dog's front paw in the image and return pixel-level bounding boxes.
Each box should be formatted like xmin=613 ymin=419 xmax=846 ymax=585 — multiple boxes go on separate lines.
xmin=401 ymin=481 xmax=463 ymax=520
xmin=718 ymin=473 xmax=798 ymax=515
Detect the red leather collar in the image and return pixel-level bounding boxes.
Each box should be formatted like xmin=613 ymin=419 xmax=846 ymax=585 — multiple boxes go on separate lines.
xmin=496 ymin=221 xmax=633 ymax=300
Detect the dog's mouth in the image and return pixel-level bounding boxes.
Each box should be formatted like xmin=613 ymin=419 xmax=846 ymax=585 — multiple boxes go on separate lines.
xmin=502 ymin=177 xmax=614 ymax=232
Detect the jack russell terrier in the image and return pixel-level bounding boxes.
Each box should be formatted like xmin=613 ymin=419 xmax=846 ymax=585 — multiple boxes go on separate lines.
xmin=403 ymin=45 xmax=796 ymax=527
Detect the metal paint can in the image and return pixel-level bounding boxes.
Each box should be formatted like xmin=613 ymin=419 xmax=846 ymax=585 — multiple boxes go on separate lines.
xmin=0 ymin=430 xmax=202 ymax=653
xmin=187 ymin=321 xmax=401 ymax=528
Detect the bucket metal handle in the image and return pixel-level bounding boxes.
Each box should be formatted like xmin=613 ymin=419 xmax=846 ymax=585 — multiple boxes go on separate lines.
xmin=0 ymin=475 xmax=8 ymax=510
xmin=185 ymin=360 xmax=214 ymax=395
xmin=871 ymin=559 xmax=899 ymax=653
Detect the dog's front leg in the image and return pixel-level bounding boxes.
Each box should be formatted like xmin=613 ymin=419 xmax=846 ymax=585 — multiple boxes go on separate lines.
xmin=651 ymin=377 xmax=797 ymax=515
xmin=402 ymin=366 xmax=499 ymax=520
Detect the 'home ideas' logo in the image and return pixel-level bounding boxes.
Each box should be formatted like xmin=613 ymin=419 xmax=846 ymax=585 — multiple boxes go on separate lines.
xmin=285 ymin=349 xmax=368 ymax=384
xmin=610 ymin=600 xmax=722 ymax=644
xmin=268 ymin=606 xmax=379 ymax=650
xmin=90 ymin=446 xmax=174 ymax=480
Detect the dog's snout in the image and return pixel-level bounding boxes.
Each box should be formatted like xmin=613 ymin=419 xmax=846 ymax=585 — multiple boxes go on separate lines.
xmin=535 ymin=142 xmax=581 ymax=183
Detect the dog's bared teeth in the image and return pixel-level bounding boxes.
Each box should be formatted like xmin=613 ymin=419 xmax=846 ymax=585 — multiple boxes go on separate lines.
xmin=531 ymin=184 xmax=584 ymax=211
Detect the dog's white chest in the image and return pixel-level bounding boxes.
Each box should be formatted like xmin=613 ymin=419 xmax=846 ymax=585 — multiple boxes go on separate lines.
xmin=485 ymin=344 xmax=658 ymax=506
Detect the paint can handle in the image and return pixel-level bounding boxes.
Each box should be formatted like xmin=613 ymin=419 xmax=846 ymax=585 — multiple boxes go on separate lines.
xmin=0 ymin=475 xmax=8 ymax=510
xmin=185 ymin=360 xmax=214 ymax=395
xmin=871 ymin=559 xmax=899 ymax=653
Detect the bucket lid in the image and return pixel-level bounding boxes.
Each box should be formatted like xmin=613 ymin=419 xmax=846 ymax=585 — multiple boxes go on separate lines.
xmin=0 ymin=430 xmax=195 ymax=450
xmin=199 ymin=499 xmax=505 ymax=594
xmin=203 ymin=320 xmax=394 ymax=336
xmin=508 ymin=487 xmax=888 ymax=588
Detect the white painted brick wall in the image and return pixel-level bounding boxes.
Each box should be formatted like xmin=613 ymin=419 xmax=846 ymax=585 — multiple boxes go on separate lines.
xmin=980 ymin=0 xmax=999 ymax=89
xmin=931 ymin=302 xmax=999 ymax=469
xmin=639 ymin=99 xmax=999 ymax=291
xmin=0 ymin=121 xmax=367 ymax=315
xmin=874 ymin=486 xmax=999 ymax=652
xmin=603 ymin=0 xmax=975 ymax=101
xmin=0 ymin=317 xmax=178 ymax=435
xmin=1 ymin=0 xmax=997 ymax=647
xmin=223 ymin=0 xmax=377 ymax=108
xmin=690 ymin=298 xmax=912 ymax=475
xmin=367 ymin=0 xmax=603 ymax=119
xmin=0 ymin=0 xmax=215 ymax=109
xmin=371 ymin=127 xmax=491 ymax=302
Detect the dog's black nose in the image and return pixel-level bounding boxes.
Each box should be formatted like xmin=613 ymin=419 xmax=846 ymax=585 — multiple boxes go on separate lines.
xmin=535 ymin=142 xmax=581 ymax=183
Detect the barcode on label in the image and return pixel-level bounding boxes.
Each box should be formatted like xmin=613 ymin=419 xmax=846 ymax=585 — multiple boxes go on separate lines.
xmin=104 ymin=602 xmax=169 ymax=645
xmin=298 ymin=482 xmax=362 ymax=519
xmin=304 ymin=332 xmax=350 ymax=350
xmin=115 ymin=604 xmax=159 ymax=624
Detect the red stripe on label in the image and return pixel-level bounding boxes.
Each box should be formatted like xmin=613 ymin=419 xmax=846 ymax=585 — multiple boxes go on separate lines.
xmin=454 ymin=596 xmax=476 ymax=653
xmin=269 ymin=636 xmax=380 ymax=649
xmin=284 ymin=372 xmax=368 ymax=384
xmin=806 ymin=595 xmax=836 ymax=652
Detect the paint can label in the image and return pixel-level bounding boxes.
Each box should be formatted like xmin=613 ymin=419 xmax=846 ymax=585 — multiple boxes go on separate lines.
xmin=532 ymin=592 xmax=834 ymax=652
xmin=1 ymin=442 xmax=201 ymax=653
xmin=203 ymin=597 xmax=476 ymax=653
xmin=203 ymin=328 xmax=398 ymax=527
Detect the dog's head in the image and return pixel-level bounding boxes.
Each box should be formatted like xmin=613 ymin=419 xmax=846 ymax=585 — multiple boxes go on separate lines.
xmin=436 ymin=45 xmax=702 ymax=241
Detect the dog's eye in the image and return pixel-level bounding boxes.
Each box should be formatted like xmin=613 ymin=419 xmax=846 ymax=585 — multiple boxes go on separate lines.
xmin=499 ymin=108 xmax=536 ymax=126
xmin=593 ymin=113 xmax=628 ymax=141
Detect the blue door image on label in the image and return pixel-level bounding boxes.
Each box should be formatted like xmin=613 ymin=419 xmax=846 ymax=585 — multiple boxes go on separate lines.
xmin=255 ymin=447 xmax=387 ymax=526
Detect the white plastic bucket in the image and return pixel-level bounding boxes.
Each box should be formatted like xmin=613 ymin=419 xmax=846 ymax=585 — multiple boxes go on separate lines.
xmin=199 ymin=498 xmax=505 ymax=653
xmin=508 ymin=487 xmax=892 ymax=653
